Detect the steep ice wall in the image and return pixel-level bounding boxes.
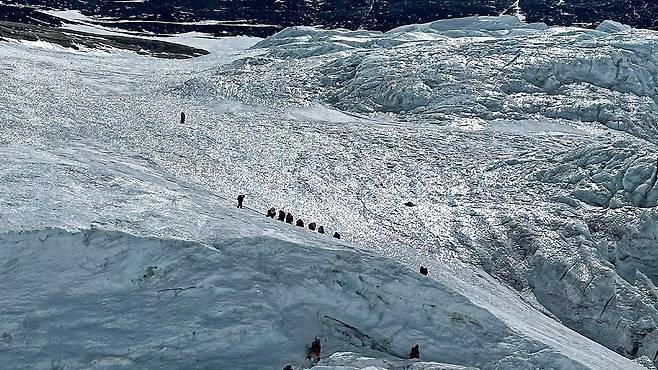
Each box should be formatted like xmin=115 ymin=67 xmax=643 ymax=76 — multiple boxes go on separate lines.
xmin=1 ymin=227 xmax=631 ymax=370
xmin=538 ymin=141 xmax=658 ymax=208
xmin=466 ymin=211 xmax=658 ymax=361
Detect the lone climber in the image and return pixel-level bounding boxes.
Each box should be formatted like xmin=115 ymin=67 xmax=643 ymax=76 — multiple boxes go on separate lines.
xmin=420 ymin=266 xmax=428 ymax=276
xmin=333 ymin=232 xmax=340 ymax=239
xmin=237 ymin=194 xmax=245 ymax=208
xmin=409 ymin=344 xmax=420 ymax=359
xmin=180 ymin=111 xmax=186 ymax=125
xmin=307 ymin=337 xmax=321 ymax=362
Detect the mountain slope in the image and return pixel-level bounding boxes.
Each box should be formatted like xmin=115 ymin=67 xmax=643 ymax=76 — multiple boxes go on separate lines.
xmin=2 ymin=15 xmax=658 ymax=369
xmin=201 ymin=18 xmax=658 ymax=362
xmin=3 ymin=0 xmax=658 ymax=37
xmin=0 ymin=222 xmax=644 ymax=369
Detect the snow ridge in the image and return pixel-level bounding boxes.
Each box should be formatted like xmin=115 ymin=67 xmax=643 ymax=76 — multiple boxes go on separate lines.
xmin=1 ymin=227 xmax=629 ymax=369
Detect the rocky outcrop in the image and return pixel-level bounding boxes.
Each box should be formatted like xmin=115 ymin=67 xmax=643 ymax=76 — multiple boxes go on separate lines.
xmin=3 ymin=0 xmax=658 ymax=38
xmin=0 ymin=21 xmax=208 ymax=58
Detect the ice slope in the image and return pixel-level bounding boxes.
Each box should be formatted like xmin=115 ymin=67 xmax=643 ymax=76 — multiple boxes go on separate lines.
xmin=0 ymin=143 xmax=645 ymax=369
xmin=202 ymin=17 xmax=658 ymax=362
xmin=1 ymin=15 xmax=658 ymax=368
xmin=0 ymin=224 xmax=619 ymax=370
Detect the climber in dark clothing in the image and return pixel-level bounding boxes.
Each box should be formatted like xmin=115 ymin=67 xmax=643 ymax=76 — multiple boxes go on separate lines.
xmin=237 ymin=194 xmax=245 ymax=208
xmin=333 ymin=232 xmax=340 ymax=239
xmin=283 ymin=365 xmax=293 ymax=370
xmin=409 ymin=344 xmax=420 ymax=359
xmin=308 ymin=222 xmax=317 ymax=231
xmin=267 ymin=207 xmax=276 ymax=218
xmin=317 ymin=225 xmax=325 ymax=234
xmin=296 ymin=219 xmax=305 ymax=227
xmin=285 ymin=212 xmax=294 ymax=224
xmin=278 ymin=210 xmax=286 ymax=221
xmin=180 ymin=111 xmax=186 ymax=124
xmin=420 ymin=266 xmax=428 ymax=276
xmin=307 ymin=337 xmax=321 ymax=362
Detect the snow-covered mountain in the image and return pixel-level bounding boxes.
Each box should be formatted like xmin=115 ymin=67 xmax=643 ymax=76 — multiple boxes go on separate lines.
xmin=3 ymin=14 xmax=658 ymax=370
xmin=3 ymin=0 xmax=658 ymax=36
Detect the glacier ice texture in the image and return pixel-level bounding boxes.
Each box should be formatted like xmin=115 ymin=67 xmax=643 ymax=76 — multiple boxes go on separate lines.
xmin=2 ymin=14 xmax=658 ymax=369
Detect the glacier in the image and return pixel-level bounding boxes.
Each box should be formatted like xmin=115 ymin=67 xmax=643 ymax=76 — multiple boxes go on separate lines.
xmin=2 ymin=14 xmax=658 ymax=369
xmin=1 ymin=225 xmax=629 ymax=370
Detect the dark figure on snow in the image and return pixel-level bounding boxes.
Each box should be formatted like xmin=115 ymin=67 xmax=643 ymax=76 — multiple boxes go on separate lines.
xmin=285 ymin=212 xmax=294 ymax=224
xmin=333 ymin=232 xmax=340 ymax=239
xmin=283 ymin=365 xmax=293 ymax=370
xmin=307 ymin=337 xmax=321 ymax=362
xmin=180 ymin=111 xmax=186 ymax=125
xmin=420 ymin=266 xmax=428 ymax=276
xmin=296 ymin=219 xmax=305 ymax=227
xmin=404 ymin=201 xmax=416 ymax=207
xmin=409 ymin=344 xmax=420 ymax=359
xmin=317 ymin=225 xmax=325 ymax=234
xmin=308 ymin=222 xmax=317 ymax=231
xmin=237 ymin=194 xmax=245 ymax=209
xmin=267 ymin=207 xmax=276 ymax=218
xmin=278 ymin=210 xmax=286 ymax=221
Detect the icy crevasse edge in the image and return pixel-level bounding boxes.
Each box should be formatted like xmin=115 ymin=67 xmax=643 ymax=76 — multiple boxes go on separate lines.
xmin=0 ymin=226 xmax=641 ymax=370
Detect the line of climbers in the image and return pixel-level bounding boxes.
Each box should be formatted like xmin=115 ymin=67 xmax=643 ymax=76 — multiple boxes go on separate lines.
xmin=266 ymin=206 xmax=340 ymax=239
xmin=281 ymin=338 xmax=422 ymax=369
xmin=237 ymin=194 xmax=341 ymax=239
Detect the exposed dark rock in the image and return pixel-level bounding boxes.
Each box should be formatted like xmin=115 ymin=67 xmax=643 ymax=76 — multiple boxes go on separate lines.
xmin=4 ymin=0 xmax=658 ymax=38
xmin=0 ymin=0 xmax=516 ymax=37
xmin=520 ymin=0 xmax=658 ymax=30
xmin=0 ymin=4 xmax=63 ymax=27
xmin=0 ymin=21 xmax=209 ymax=59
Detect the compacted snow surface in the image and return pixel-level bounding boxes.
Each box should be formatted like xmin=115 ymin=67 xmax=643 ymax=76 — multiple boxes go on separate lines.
xmin=1 ymin=15 xmax=658 ymax=370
